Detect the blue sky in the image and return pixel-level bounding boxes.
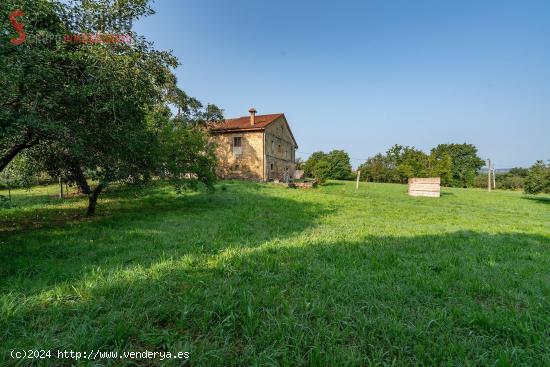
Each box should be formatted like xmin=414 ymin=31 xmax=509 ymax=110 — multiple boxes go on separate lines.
xmin=135 ymin=0 xmax=550 ymax=168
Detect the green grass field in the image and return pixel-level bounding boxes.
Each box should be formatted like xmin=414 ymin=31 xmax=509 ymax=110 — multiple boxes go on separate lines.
xmin=1 ymin=181 xmax=549 ymax=366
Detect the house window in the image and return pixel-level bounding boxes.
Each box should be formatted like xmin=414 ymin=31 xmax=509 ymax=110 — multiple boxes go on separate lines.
xmin=271 ymin=140 xmax=275 ymax=152
xmin=233 ymin=137 xmax=242 ymax=155
xmin=270 ymin=163 xmax=274 ymax=170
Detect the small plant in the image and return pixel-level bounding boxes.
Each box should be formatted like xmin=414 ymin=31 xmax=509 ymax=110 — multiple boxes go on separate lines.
xmin=0 ymin=195 xmax=13 ymax=209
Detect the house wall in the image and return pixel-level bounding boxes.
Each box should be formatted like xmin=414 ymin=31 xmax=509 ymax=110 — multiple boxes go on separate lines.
xmin=211 ymin=131 xmax=265 ymax=180
xmin=264 ymin=116 xmax=297 ymax=181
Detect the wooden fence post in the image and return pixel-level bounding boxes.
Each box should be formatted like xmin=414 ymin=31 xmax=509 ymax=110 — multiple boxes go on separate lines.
xmin=59 ymin=176 xmax=64 ymax=199
xmin=492 ymin=161 xmax=496 ymax=190
xmin=487 ymin=159 xmax=492 ymax=192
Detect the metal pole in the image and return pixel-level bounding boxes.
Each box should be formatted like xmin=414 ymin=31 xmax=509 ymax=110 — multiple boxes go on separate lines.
xmin=356 ymin=170 xmax=361 ymax=190
xmin=59 ymin=176 xmax=63 ymax=199
xmin=492 ymin=161 xmax=496 ymax=190
xmin=487 ymin=158 xmax=491 ymax=192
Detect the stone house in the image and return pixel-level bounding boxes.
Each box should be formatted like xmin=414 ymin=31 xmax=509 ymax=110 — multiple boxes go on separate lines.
xmin=208 ymin=108 xmax=298 ymax=181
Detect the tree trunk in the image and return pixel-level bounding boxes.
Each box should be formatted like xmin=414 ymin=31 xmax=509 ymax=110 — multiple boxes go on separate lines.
xmin=70 ymin=164 xmax=90 ymax=195
xmin=59 ymin=177 xmax=64 ymax=199
xmin=86 ymin=184 xmax=103 ymax=217
xmin=69 ymin=164 xmax=104 ymax=216
xmin=0 ymin=141 xmax=34 ymax=172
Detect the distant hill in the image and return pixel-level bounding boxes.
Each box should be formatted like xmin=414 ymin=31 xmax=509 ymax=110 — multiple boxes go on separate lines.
xmin=479 ymin=168 xmax=514 ymax=174
xmin=479 ymin=167 xmax=511 ymax=173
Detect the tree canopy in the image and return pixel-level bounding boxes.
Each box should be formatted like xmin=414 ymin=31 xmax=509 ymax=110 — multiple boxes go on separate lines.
xmin=1 ymin=0 xmax=71 ymax=171
xmin=303 ymin=150 xmax=353 ymax=182
xmin=1 ymin=0 xmax=223 ymax=215
xmin=359 ymin=143 xmax=483 ymax=187
xmin=430 ymin=143 xmax=485 ymax=187
xmin=524 ymin=160 xmax=550 ymax=195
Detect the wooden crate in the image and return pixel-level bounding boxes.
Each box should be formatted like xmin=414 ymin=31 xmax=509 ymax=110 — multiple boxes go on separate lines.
xmin=408 ymin=177 xmax=440 ymax=197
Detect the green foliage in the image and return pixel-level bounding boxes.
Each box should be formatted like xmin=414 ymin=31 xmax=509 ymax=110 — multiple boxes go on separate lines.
xmin=524 ymin=160 xmax=550 ymax=194
xmin=154 ymin=119 xmax=217 ymax=193
xmin=325 ymin=150 xmax=353 ymax=180
xmin=0 ymin=195 xmax=12 ymax=208
xmin=395 ymin=146 xmax=429 ymax=182
xmin=367 ymin=144 xmax=430 ymax=183
xmin=474 ymin=173 xmax=525 ymax=191
xmin=0 ymin=0 xmax=72 ymax=171
xmin=303 ymin=151 xmax=326 ymax=178
xmin=472 ymin=162 xmax=550 ymax=193
xmin=358 ymin=153 xmax=394 ymax=182
xmin=472 ymin=173 xmax=487 ymax=189
xmin=294 ymin=157 xmax=305 ymax=170
xmin=1 ymin=0 xmax=222 ymax=215
xmin=499 ymin=175 xmax=525 ymax=190
xmin=508 ymin=167 xmax=530 ymax=177
xmin=430 ymin=152 xmax=453 ymax=186
xmin=0 ymin=155 xmax=39 ymax=189
xmin=431 ymin=143 xmax=485 ymax=188
xmin=304 ymin=150 xmax=353 ymax=180
xmin=359 ymin=143 xmax=484 ymax=187
xmin=312 ymin=160 xmax=331 ymax=183
xmin=359 ymin=144 xmax=456 ymax=185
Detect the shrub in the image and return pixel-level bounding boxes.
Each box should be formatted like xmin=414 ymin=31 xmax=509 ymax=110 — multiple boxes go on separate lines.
xmin=524 ymin=161 xmax=550 ymax=194
xmin=498 ymin=176 xmax=524 ymax=191
xmin=0 ymin=195 xmax=13 ymax=209
xmin=312 ymin=160 xmax=331 ymax=183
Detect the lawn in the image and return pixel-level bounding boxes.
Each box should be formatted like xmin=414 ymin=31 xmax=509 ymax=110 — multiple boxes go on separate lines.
xmin=1 ymin=181 xmax=549 ymax=366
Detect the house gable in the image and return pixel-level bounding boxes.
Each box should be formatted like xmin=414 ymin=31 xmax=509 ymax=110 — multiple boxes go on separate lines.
xmin=267 ymin=115 xmax=298 ymax=149
xmin=208 ymin=109 xmax=298 ymax=181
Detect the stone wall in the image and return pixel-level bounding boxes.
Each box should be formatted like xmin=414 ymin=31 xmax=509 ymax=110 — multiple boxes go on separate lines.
xmin=264 ymin=116 xmax=297 ymax=181
xmin=210 ymin=115 xmax=297 ymax=181
xmin=211 ymin=131 xmax=264 ymax=180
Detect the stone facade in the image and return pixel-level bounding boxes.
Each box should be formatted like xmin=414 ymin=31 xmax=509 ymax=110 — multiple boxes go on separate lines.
xmin=209 ymin=112 xmax=298 ymax=181
xmin=212 ymin=131 xmax=264 ymax=180
xmin=264 ymin=116 xmax=296 ymax=181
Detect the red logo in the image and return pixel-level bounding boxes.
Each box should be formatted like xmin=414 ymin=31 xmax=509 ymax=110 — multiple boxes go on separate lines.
xmin=9 ymin=9 xmax=26 ymax=45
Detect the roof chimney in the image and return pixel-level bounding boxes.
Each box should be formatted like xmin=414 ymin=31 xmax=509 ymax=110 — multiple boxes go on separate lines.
xmin=249 ymin=108 xmax=257 ymax=126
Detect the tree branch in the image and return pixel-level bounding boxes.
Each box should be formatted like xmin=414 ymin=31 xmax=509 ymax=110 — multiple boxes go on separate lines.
xmin=0 ymin=139 xmax=38 ymax=172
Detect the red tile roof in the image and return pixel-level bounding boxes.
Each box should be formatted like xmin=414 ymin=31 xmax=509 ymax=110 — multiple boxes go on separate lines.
xmin=208 ymin=112 xmax=298 ymax=148
xmin=208 ymin=113 xmax=283 ymax=132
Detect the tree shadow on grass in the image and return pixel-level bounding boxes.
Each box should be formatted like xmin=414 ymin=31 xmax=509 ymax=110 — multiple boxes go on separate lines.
xmin=440 ymin=191 xmax=455 ymax=196
xmin=0 ymin=181 xmax=267 ymax=235
xmin=320 ymin=181 xmax=347 ymax=187
xmin=0 ymin=182 xmax=332 ymax=299
xmin=522 ymin=195 xmax=550 ymax=205
xmin=0 ymin=183 xmax=184 ymax=234
xmin=2 ymin=229 xmax=549 ymax=366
